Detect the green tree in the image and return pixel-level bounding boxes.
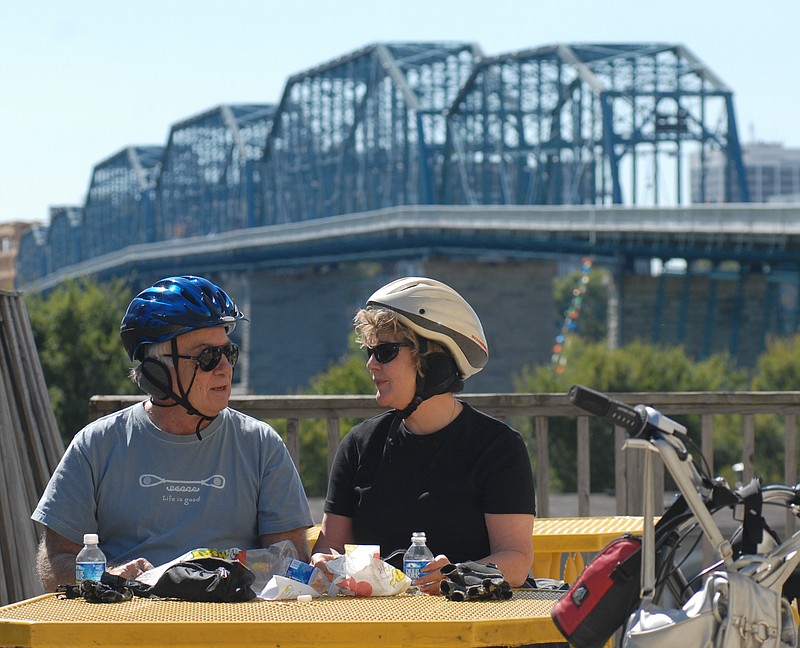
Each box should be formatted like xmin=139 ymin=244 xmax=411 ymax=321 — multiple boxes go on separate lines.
xmin=751 ymin=335 xmax=800 ymax=391
xmin=513 ymin=337 xmax=747 ymax=492
xmin=552 ymin=263 xmax=609 ymax=343
xmin=25 ymin=278 xmax=137 ymax=441
xmin=740 ymin=333 xmax=800 ymax=484
xmin=292 ymin=336 xmax=376 ymax=496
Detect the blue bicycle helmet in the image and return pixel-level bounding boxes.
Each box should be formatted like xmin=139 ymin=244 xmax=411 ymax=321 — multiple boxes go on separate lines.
xmin=120 ymin=276 xmax=247 ymax=361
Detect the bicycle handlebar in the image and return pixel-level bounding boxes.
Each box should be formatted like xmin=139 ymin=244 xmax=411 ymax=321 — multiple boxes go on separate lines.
xmin=569 ymin=384 xmax=733 ymax=565
xmin=568 ymin=384 xmax=687 ymax=438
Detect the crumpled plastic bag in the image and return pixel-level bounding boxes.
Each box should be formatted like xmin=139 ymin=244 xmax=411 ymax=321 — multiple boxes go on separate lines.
xmin=258 ymin=556 xmax=340 ymax=599
xmin=327 ymin=544 xmax=411 ymax=596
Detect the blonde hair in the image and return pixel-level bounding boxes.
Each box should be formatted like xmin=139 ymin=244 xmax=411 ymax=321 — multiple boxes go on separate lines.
xmin=354 ymin=307 xmax=446 ymax=378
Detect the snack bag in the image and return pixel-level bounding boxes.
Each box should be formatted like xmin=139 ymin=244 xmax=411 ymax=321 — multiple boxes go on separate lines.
xmin=327 ymin=544 xmax=411 ymax=596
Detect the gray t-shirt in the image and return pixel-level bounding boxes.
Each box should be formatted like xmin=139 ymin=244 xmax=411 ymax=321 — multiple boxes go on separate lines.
xmin=32 ymin=402 xmax=313 ymax=567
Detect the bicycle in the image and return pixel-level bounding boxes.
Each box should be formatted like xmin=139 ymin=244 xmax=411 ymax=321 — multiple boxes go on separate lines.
xmin=561 ymin=385 xmax=800 ymax=647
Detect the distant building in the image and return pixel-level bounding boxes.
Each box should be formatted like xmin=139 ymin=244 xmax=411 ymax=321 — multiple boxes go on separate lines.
xmin=0 ymin=222 xmax=35 ymax=290
xmin=691 ymin=142 xmax=800 ymax=203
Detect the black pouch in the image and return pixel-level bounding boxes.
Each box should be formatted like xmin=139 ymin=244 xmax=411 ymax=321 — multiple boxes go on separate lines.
xmin=149 ymin=557 xmax=257 ymax=602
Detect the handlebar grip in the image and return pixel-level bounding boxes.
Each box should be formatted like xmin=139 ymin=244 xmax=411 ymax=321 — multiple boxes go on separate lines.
xmin=568 ymin=384 xmax=646 ymax=435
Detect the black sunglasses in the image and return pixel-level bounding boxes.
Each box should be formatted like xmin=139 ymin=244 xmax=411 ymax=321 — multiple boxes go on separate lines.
xmin=176 ymin=343 xmax=239 ymax=372
xmin=365 ymin=341 xmax=411 ymax=364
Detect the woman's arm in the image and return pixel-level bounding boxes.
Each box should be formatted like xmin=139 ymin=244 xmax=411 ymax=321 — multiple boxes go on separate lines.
xmin=309 ymin=512 xmax=354 ymax=574
xmin=412 ymin=513 xmax=534 ymax=593
xmin=481 ymin=512 xmax=535 ymax=586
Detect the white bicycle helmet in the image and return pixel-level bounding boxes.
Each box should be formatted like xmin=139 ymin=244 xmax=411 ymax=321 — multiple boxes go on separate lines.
xmin=366 ymin=276 xmax=489 ymax=379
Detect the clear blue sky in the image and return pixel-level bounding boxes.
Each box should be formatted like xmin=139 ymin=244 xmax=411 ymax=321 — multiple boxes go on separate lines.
xmin=1 ymin=0 xmax=798 ymax=223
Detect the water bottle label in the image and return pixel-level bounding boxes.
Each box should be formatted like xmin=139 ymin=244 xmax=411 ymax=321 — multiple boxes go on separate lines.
xmin=76 ymin=562 xmax=106 ymax=583
xmin=285 ymin=559 xmax=315 ymax=585
xmin=403 ymin=560 xmax=430 ymax=580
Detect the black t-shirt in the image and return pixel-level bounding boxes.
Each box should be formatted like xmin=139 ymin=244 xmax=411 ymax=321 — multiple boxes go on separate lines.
xmin=324 ymin=402 xmax=536 ymax=567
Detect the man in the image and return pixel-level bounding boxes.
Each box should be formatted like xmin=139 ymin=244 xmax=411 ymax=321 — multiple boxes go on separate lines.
xmin=32 ymin=275 xmax=313 ymax=591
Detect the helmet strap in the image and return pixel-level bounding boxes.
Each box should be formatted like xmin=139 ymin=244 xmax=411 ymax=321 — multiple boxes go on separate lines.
xmin=139 ymin=358 xmax=174 ymax=401
xmin=144 ymin=338 xmax=217 ymax=441
xmin=385 ymin=354 xmax=461 ymax=461
xmin=395 ymin=352 xmax=460 ymax=419
xmin=382 ymin=413 xmax=404 ymax=464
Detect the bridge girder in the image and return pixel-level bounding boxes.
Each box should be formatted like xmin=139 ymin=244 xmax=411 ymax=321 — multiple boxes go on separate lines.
xmin=443 ymin=43 xmax=748 ymax=207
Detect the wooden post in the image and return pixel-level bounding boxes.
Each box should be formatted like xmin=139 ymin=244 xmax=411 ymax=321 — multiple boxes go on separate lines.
xmin=577 ymin=416 xmax=590 ymax=516
xmin=535 ymin=416 xmax=550 ymax=518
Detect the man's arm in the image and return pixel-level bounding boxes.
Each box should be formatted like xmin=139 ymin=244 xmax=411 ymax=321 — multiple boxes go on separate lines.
xmin=260 ymin=527 xmax=311 ymax=562
xmin=36 ymin=526 xmax=156 ymax=591
xmin=36 ymin=527 xmax=81 ymax=592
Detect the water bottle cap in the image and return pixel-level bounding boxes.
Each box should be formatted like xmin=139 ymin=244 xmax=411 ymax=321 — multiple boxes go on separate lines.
xmin=411 ymin=531 xmax=426 ymax=541
xmin=83 ymin=533 xmax=99 ymax=545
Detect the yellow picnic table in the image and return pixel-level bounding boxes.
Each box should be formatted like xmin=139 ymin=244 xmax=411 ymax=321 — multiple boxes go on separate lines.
xmin=532 ymin=516 xmax=647 ymax=581
xmin=0 ymin=516 xmax=647 ymax=648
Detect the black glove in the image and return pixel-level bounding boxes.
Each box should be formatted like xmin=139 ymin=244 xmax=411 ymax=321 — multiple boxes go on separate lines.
xmin=57 ymin=576 xmax=133 ymax=603
xmin=439 ymin=561 xmax=512 ymax=601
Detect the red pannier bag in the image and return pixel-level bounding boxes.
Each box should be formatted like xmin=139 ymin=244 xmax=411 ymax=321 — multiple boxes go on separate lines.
xmin=551 ymin=534 xmax=643 ymax=648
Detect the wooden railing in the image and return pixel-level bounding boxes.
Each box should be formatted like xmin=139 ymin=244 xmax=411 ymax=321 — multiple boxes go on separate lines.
xmin=90 ymin=391 xmax=800 ymax=523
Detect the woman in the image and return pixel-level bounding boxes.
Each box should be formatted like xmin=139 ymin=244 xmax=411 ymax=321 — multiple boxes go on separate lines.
xmin=311 ymin=277 xmax=535 ymax=592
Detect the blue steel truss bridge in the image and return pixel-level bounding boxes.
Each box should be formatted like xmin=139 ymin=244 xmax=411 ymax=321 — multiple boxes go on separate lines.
xmin=19 ymin=41 xmax=750 ymax=285
xmin=14 ymin=41 xmax=795 ymax=389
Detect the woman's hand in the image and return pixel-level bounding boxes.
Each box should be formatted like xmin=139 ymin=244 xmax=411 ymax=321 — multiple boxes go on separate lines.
xmin=310 ymin=549 xmax=342 ymax=580
xmin=413 ymin=553 xmax=450 ymax=594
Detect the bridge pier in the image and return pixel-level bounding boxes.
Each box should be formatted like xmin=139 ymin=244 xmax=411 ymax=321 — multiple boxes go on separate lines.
xmin=209 ymin=255 xmax=800 ymax=398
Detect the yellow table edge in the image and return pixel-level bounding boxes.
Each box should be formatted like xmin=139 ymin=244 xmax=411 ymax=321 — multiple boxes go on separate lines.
xmin=0 ymin=592 xmax=566 ymax=648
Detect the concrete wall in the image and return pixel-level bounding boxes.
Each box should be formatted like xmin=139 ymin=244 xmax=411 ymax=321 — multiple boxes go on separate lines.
xmin=223 ymin=257 xmax=783 ymax=396
xmin=240 ymin=257 xmax=560 ymax=395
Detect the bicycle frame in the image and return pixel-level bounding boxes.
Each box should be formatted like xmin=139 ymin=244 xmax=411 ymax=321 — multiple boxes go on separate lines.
xmin=624 ymin=435 xmax=733 ymax=567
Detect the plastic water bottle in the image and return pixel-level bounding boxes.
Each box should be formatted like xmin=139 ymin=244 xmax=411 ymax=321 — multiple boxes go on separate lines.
xmin=75 ymin=533 xmax=106 ymax=583
xmin=403 ymin=531 xmax=434 ymax=584
xmin=282 ymin=558 xmax=331 ymax=595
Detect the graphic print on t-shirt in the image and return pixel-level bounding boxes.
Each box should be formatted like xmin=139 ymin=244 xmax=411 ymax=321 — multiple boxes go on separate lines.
xmin=138 ymin=473 xmax=226 ymax=506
